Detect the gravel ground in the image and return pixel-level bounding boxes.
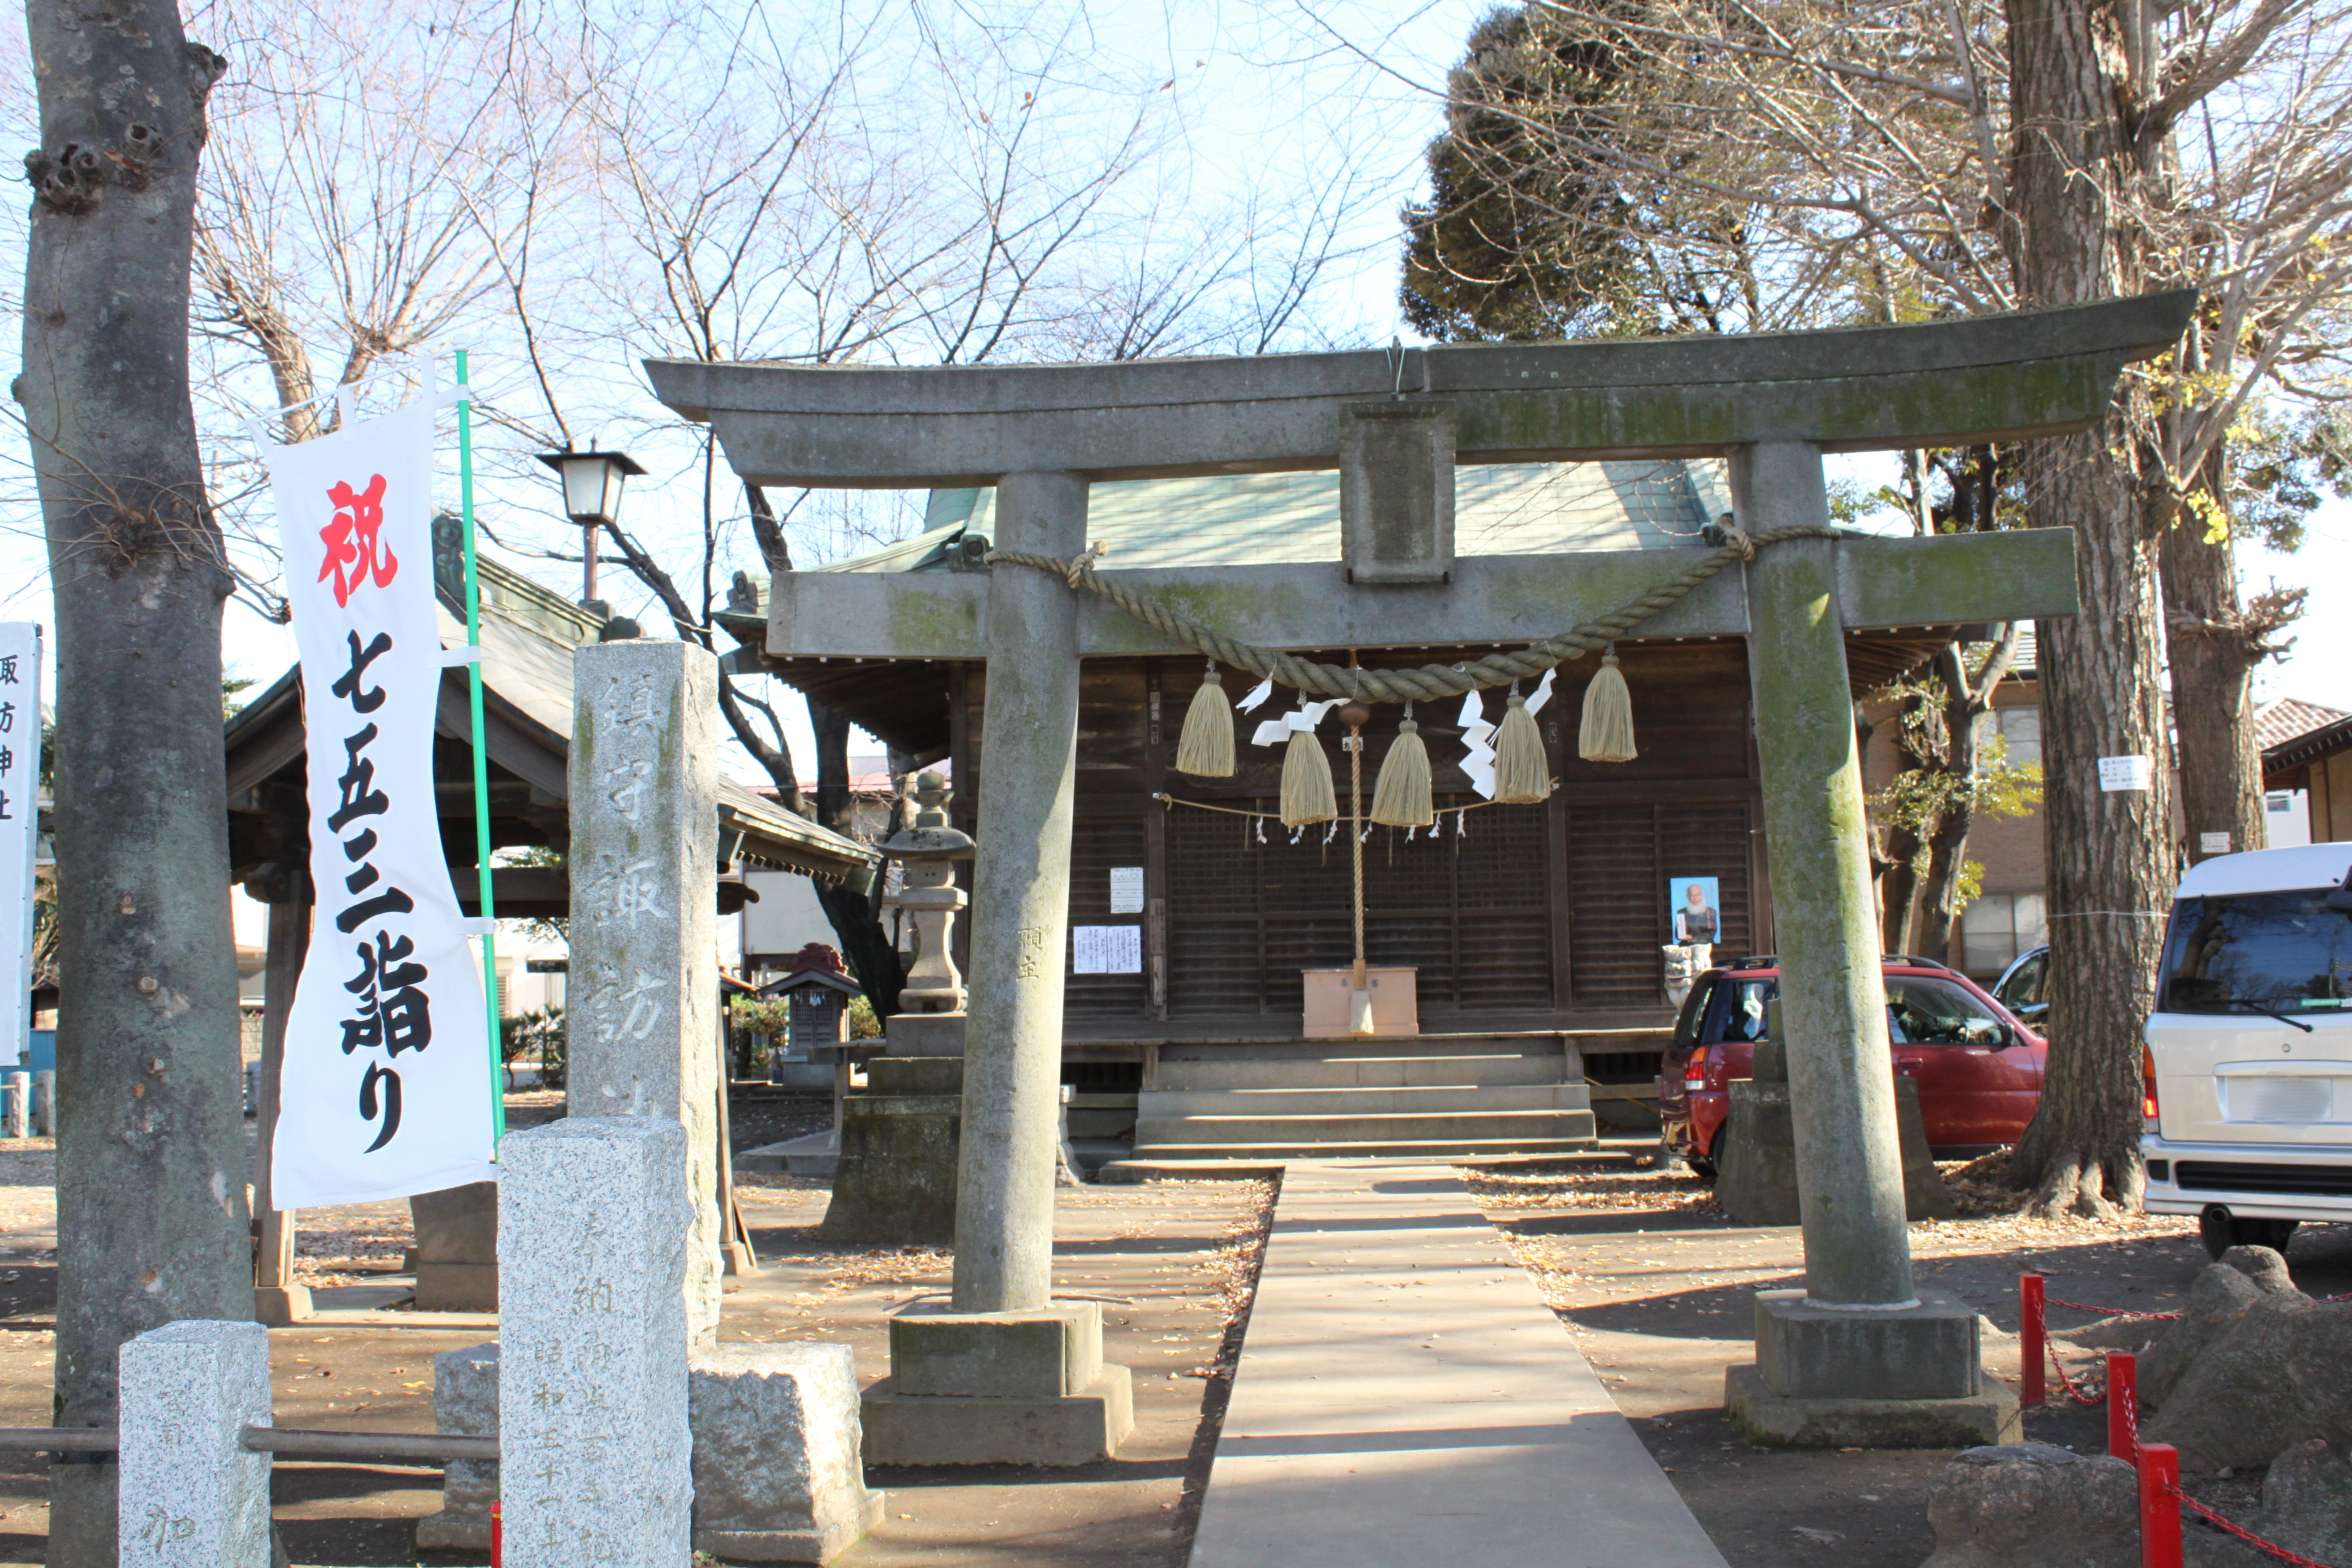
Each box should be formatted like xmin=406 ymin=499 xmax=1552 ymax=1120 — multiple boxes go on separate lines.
xmin=0 ymin=1105 xmax=1271 ymax=1568
xmin=1470 ymin=1158 xmax=2352 ymax=1568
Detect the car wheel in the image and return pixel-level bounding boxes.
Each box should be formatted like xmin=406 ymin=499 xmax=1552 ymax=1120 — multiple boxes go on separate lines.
xmin=2199 ymin=1208 xmax=2300 ymax=1261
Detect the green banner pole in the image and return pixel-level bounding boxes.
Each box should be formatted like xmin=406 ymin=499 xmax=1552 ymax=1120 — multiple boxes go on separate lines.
xmin=456 ymin=350 xmax=506 ymax=1148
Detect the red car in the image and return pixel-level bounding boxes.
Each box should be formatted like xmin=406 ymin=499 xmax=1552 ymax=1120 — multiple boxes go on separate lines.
xmin=1657 ymin=955 xmax=2047 ymax=1176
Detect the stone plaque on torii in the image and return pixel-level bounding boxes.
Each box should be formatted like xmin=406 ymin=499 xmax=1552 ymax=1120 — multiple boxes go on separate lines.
xmin=651 ymin=291 xmax=2195 ymax=1458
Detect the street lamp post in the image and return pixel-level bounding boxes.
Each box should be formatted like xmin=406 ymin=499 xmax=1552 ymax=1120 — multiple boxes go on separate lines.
xmin=535 ymin=447 xmax=647 ymax=611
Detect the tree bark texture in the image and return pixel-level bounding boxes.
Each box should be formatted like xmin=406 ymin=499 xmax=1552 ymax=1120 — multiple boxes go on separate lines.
xmin=2159 ymin=503 xmax=2264 ymax=865
xmin=16 ymin=3 xmax=247 ymax=1559
xmin=2002 ymin=0 xmax=2171 ymax=1214
xmin=809 ymin=701 xmax=905 ymax=1018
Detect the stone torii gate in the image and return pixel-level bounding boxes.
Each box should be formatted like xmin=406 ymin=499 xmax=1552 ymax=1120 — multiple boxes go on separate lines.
xmin=651 ymin=290 xmax=2195 ymax=1457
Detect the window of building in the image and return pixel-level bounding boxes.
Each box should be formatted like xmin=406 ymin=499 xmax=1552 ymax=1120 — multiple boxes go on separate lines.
xmin=1962 ymin=891 xmax=2047 ymax=976
xmin=1974 ymin=705 xmax=2042 ymax=768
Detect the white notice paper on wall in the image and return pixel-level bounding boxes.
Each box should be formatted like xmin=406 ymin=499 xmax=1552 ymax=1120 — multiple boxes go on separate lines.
xmin=1072 ymin=925 xmax=1143 ymax=974
xmin=2097 ymin=755 xmax=2154 ymax=793
xmin=1109 ymin=866 xmax=1144 ymax=915
xmin=2199 ymin=831 xmax=2232 ymax=855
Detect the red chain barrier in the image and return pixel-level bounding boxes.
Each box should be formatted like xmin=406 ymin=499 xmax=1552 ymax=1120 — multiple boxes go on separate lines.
xmin=2021 ymin=1274 xmax=2047 ymax=1407
xmin=2046 ymin=1336 xmax=2108 ymax=1407
xmin=2174 ymin=1485 xmax=2341 ymax=1568
xmin=2108 ymin=1353 xmax=2140 ymax=1460
xmin=2048 ymin=1293 xmax=2182 ymax=1322
xmin=490 ymin=1500 xmax=502 ymax=1568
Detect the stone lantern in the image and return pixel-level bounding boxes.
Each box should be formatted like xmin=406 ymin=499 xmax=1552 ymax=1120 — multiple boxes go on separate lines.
xmin=878 ymin=772 xmax=973 ymax=1056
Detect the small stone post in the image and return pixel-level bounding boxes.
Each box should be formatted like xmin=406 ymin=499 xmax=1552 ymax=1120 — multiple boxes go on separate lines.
xmin=859 ymin=471 xmax=1134 ymax=1467
xmin=499 ymin=1118 xmax=692 ymax=1567
xmin=36 ymin=1069 xmax=56 ymax=1136
xmin=954 ymin=468 xmax=1087 ymax=1314
xmin=412 ymin=1343 xmax=499 ymax=1553
xmin=1723 ymin=441 xmax=2013 ymax=1447
xmin=3 ymin=1071 xmax=25 ymax=1139
xmin=568 ymin=638 xmax=722 ymax=1343
xmin=117 ymin=1321 xmax=272 ymax=1568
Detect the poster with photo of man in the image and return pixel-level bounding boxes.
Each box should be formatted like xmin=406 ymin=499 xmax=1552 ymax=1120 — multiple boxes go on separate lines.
xmin=1669 ymin=876 xmax=1722 ymax=947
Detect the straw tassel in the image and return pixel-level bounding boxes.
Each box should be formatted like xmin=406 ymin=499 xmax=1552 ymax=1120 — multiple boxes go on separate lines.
xmin=1370 ymin=711 xmax=1433 ymax=828
xmin=1492 ymin=686 xmax=1550 ymax=804
xmin=1279 ymin=728 xmax=1337 ymax=827
xmin=1175 ymin=662 xmax=1236 ymax=778
xmin=1578 ymin=645 xmax=1637 ymax=763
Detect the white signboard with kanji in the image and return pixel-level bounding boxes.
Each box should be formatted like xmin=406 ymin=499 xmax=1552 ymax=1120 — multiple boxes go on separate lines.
xmin=267 ymin=400 xmax=495 ymax=1208
xmin=0 ymin=625 xmax=40 ymax=1069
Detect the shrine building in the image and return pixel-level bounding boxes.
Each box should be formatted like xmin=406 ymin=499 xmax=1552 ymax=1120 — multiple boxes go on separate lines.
xmin=722 ymin=461 xmax=1973 ymax=1160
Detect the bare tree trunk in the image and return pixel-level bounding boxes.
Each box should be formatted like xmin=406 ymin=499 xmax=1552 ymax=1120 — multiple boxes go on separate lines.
xmin=2160 ymin=490 xmax=2265 ymax=865
xmin=16 ymin=4 xmax=249 ymax=1559
xmin=2001 ymin=0 xmax=2171 ymax=1216
xmin=1880 ymin=819 xmax=1925 ymax=953
xmin=808 ymin=702 xmax=905 ymax=1017
xmin=1916 ymin=638 xmax=2011 ymax=961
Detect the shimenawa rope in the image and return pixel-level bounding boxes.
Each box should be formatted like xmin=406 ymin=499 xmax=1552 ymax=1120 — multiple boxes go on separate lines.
xmin=986 ymin=522 xmax=1842 ymax=703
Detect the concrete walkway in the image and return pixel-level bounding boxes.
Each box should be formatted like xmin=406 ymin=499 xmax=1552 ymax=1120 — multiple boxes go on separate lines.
xmin=1189 ymin=1162 xmax=1729 ymax=1568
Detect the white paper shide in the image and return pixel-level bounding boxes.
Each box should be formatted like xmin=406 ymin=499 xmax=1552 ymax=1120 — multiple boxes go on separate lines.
xmin=0 ymin=625 xmax=40 ymax=1070
xmin=268 ymin=401 xmax=495 ymax=1208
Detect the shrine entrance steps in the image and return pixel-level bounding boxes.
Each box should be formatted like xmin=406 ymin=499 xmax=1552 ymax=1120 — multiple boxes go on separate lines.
xmin=1110 ymin=1037 xmax=1598 ymax=1174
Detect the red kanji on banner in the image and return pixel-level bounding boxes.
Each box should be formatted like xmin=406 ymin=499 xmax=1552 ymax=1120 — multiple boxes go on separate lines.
xmin=318 ymin=474 xmax=397 ymax=607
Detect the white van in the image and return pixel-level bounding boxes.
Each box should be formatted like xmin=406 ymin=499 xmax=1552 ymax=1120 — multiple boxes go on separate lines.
xmin=2142 ymin=842 xmax=2352 ymax=1258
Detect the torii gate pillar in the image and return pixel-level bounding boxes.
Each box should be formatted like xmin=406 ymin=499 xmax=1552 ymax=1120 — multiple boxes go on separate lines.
xmin=1724 ymin=443 xmax=2016 ymax=1446
xmin=860 ymin=471 xmax=1138 ymax=1466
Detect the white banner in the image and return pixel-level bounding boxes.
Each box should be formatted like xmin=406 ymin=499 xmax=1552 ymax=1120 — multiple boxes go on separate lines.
xmin=268 ymin=399 xmax=495 ymax=1208
xmin=0 ymin=624 xmax=40 ymax=1069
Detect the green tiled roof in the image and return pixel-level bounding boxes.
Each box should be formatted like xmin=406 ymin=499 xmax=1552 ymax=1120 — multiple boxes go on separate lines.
xmin=824 ymin=460 xmax=1730 ymax=575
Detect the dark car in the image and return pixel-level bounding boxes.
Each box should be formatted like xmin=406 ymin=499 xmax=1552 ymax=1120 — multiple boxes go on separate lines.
xmin=1657 ymin=955 xmax=2048 ymax=1177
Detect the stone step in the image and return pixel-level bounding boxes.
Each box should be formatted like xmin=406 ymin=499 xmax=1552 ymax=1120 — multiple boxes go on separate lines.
xmin=1155 ymin=1052 xmax=1564 ymax=1091
xmin=1123 ymin=1131 xmax=1600 ymax=1162
xmin=1140 ymin=1083 xmax=1590 ymax=1118
xmin=1133 ymin=1108 xmax=1598 ymax=1148
xmin=1096 ymin=1147 xmax=1632 ymax=1182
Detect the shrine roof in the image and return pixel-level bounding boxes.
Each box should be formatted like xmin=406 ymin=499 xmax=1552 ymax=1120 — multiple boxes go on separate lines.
xmin=817 ymin=459 xmax=1731 ymax=575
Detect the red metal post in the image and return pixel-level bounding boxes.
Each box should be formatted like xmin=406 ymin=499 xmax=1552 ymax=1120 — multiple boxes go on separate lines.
xmin=490 ymin=1500 xmax=503 ymax=1568
xmin=2139 ymin=1444 xmax=2182 ymax=1568
xmin=2108 ymin=1352 xmax=2139 ymax=1460
xmin=2020 ymin=1274 xmax=2046 ymax=1407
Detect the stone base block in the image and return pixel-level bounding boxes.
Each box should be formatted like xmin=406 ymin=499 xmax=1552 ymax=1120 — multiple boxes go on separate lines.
xmin=252 ymin=1284 xmax=312 ymax=1327
xmin=1755 ymin=1286 xmax=1983 ymax=1401
xmin=817 ymin=1085 xmax=962 ymax=1246
xmin=883 ymin=1013 xmax=966 ymax=1058
xmin=860 ymin=1366 xmax=1135 ymax=1467
xmin=412 ymin=1342 xmax=499 ymax=1553
xmin=1726 ymin=1363 xmax=2020 ymax=1449
xmin=692 ymin=1343 xmax=883 ymax=1564
xmin=1716 ymin=1076 xmax=1954 ymax=1226
xmin=696 ymin=1495 xmax=887 ymax=1567
xmin=889 ymin=1300 xmax=1103 ymax=1400
xmin=415 ymin=1260 xmax=498 ymax=1312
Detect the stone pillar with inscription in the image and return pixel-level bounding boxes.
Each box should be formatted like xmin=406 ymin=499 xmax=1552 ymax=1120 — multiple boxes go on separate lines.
xmin=857 ymin=472 xmax=1135 ymax=1467
xmin=568 ymin=638 xmax=722 ymax=1344
xmin=117 ymin=1320 xmax=273 ymax=1568
xmin=499 ymin=1118 xmax=693 ymax=1567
